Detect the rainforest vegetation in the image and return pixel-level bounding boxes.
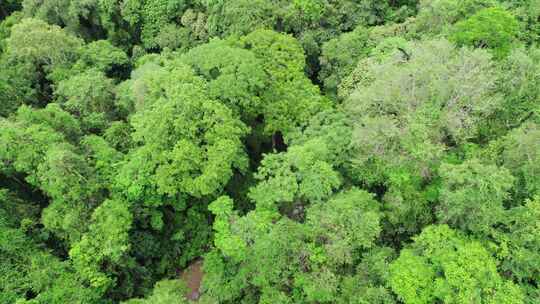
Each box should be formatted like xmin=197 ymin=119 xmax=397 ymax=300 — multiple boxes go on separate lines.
xmin=0 ymin=0 xmax=539 ymax=303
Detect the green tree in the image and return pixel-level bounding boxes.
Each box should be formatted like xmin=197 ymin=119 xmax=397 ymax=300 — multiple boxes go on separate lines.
xmin=4 ymin=18 xmax=82 ymax=71
xmin=248 ymin=139 xmax=341 ymax=212
xmin=0 ymin=105 xmax=108 ymax=243
xmin=22 ymin=0 xmax=105 ymax=39
xmin=451 ymin=7 xmax=520 ymax=58
xmin=344 ymin=39 xmax=501 ymax=237
xmin=72 ymin=40 xmax=130 ymax=78
xmin=485 ymin=47 xmax=540 ymax=138
xmin=121 ymin=0 xmax=190 ymax=49
xmin=504 ymin=0 xmax=540 ymax=45
xmin=180 ymin=38 xmax=266 ymax=121
xmin=318 ymin=25 xmax=373 ymax=96
xmin=122 ymin=279 xmax=188 ymax=304
xmin=437 ymin=159 xmax=515 ymax=234
xmin=239 ymin=30 xmax=330 ymax=137
xmin=204 ymin=188 xmax=384 ymax=303
xmin=54 ymin=69 xmax=118 ymax=132
xmin=413 ymin=0 xmax=496 ymax=35
xmin=117 ymin=60 xmax=249 ymax=199
xmin=485 ymin=122 xmax=540 ymax=201
xmin=2 ymin=18 xmax=82 ymax=107
xmin=389 ymin=225 xmax=524 ymax=304
xmin=70 ymin=199 xmax=132 ymax=292
xmin=0 ymin=201 xmax=101 ymax=304
xmin=492 ymin=196 xmax=540 ymax=303
xmin=112 ymin=57 xmax=249 ymax=292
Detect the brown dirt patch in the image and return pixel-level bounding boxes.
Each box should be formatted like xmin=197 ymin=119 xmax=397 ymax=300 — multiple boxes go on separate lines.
xmin=179 ymin=259 xmax=204 ymax=301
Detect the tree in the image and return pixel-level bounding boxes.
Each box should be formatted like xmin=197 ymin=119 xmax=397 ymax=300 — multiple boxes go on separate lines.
xmin=2 ymin=18 xmax=83 ymax=107
xmin=122 ymin=279 xmax=188 ymax=304
xmin=54 ymin=70 xmax=118 ymax=132
xmin=153 ymin=9 xmax=208 ymax=51
xmin=486 ymin=122 xmax=540 ymax=201
xmin=0 ymin=10 xmax=22 ymax=52
xmin=413 ymin=0 xmax=496 ymax=35
xmin=0 ymin=105 xmax=109 ymax=244
xmin=22 ymin=0 xmax=104 ymax=39
xmin=305 ymin=189 xmax=382 ymax=266
xmin=112 ymin=57 xmax=249 ymax=294
xmin=485 ymin=47 xmax=540 ymax=139
xmin=121 ymin=0 xmax=190 ymax=49
xmin=0 ymin=202 xmax=102 ymax=304
xmin=239 ymin=30 xmax=330 ymax=137
xmin=117 ymin=60 xmax=249 ymax=199
xmin=319 ymin=25 xmax=373 ymax=96
xmin=204 ymin=0 xmax=278 ymax=38
xmin=504 ymin=0 xmax=540 ymax=45
xmin=1 ymin=1 xmax=539 ymax=303
xmin=248 ymin=139 xmax=341 ymax=212
xmin=179 ymin=38 xmax=267 ymax=121
xmin=437 ymin=159 xmax=514 ymax=234
xmin=389 ymin=225 xmax=524 ymax=304
xmin=451 ymin=7 xmax=520 ymax=58
xmin=4 ymin=18 xmax=82 ymax=71
xmin=491 ymin=196 xmax=540 ymax=303
xmin=344 ymin=39 xmax=501 ymax=237
xmin=72 ymin=40 xmax=130 ymax=79
xmin=204 ymin=188 xmax=384 ymax=303
xmin=70 ymin=199 xmax=132 ymax=292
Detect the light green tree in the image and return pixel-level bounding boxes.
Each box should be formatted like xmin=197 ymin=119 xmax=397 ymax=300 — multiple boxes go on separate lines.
xmin=451 ymin=7 xmax=520 ymax=58
xmin=389 ymin=225 xmax=524 ymax=304
xmin=437 ymin=159 xmax=514 ymax=234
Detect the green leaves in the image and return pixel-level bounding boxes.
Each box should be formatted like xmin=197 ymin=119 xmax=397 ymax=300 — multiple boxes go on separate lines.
xmin=122 ymin=279 xmax=188 ymax=304
xmin=437 ymin=159 xmax=514 ymax=234
xmin=306 ymin=189 xmax=381 ymax=265
xmin=73 ymin=40 xmax=130 ymax=77
xmin=1 ymin=2 xmax=538 ymax=303
xmin=389 ymin=225 xmax=524 ymax=304
xmin=240 ymin=30 xmax=330 ymax=136
xmin=5 ymin=18 xmax=82 ymax=68
xmin=249 ymin=139 xmax=341 ymax=211
xmin=204 ymin=187 xmax=384 ymax=303
xmin=118 ymin=59 xmax=249 ymax=199
xmin=414 ymin=0 xmax=496 ymax=35
xmin=0 ymin=208 xmax=101 ymax=304
xmin=319 ymin=25 xmax=373 ymax=95
xmin=55 ymin=69 xmax=117 ymax=132
xmin=208 ymin=196 xmax=248 ymax=262
xmin=180 ymin=38 xmax=266 ymax=120
xmin=451 ymin=7 xmax=520 ymax=58
xmin=70 ymin=199 xmax=132 ymax=291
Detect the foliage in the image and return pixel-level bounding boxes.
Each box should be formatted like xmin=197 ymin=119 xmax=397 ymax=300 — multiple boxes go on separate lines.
xmin=204 ymin=188 xmax=384 ymax=303
xmin=0 ymin=2 xmax=536 ymax=303
xmin=343 ymin=39 xmax=502 ymax=237
xmin=122 ymin=279 xmax=188 ymax=304
xmin=451 ymin=7 xmax=520 ymax=58
xmin=70 ymin=199 xmax=132 ymax=291
xmin=117 ymin=59 xmax=249 ymax=199
xmin=492 ymin=196 xmax=540 ymax=303
xmin=319 ymin=25 xmax=373 ymax=96
xmin=413 ymin=0 xmax=496 ymax=35
xmin=54 ymin=69 xmax=117 ymax=132
xmin=239 ymin=29 xmax=330 ymax=136
xmin=179 ymin=38 xmax=266 ymax=120
xmin=389 ymin=225 xmax=524 ymax=304
xmin=437 ymin=159 xmax=514 ymax=234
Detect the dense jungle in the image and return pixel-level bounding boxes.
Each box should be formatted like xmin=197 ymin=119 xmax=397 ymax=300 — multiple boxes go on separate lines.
xmin=0 ymin=0 xmax=539 ymax=303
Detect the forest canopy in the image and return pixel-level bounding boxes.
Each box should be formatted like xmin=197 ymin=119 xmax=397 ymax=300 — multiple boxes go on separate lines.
xmin=0 ymin=0 xmax=539 ymax=303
